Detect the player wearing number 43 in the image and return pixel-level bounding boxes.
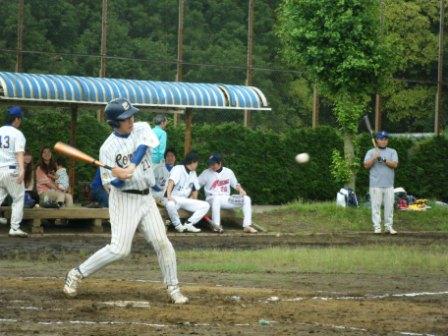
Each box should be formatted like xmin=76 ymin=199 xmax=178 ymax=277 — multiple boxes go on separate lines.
xmin=63 ymin=98 xmax=188 ymax=304
xmin=164 ymin=151 xmax=210 ymax=233
xmin=0 ymin=106 xmax=28 ymax=238
xmin=198 ymin=153 xmax=258 ymax=234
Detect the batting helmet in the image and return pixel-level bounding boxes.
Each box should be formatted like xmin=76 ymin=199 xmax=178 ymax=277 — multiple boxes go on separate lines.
xmin=105 ymin=98 xmax=139 ymax=128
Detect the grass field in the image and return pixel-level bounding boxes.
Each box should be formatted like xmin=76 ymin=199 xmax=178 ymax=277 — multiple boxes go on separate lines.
xmin=1 ymin=202 xmax=448 ymax=335
xmin=254 ymin=201 xmax=448 ymax=233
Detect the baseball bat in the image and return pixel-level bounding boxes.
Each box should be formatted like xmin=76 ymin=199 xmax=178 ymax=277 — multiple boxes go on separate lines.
xmin=54 ymin=142 xmax=112 ymax=170
xmin=363 ymin=115 xmax=378 ymax=150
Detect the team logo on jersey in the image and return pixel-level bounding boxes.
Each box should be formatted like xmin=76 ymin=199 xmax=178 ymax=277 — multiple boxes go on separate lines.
xmin=115 ymin=153 xmax=132 ymax=168
xmin=122 ymin=101 xmax=130 ymax=111
xmin=211 ymin=179 xmax=229 ymax=189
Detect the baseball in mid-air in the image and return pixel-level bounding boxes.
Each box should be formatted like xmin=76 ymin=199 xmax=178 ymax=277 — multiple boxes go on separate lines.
xmin=295 ymin=152 xmax=310 ymax=164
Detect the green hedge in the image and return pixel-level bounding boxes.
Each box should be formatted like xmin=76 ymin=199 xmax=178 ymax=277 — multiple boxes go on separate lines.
xmin=18 ymin=109 xmax=448 ymax=204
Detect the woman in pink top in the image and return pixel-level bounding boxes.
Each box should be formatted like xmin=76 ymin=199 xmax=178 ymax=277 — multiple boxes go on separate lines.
xmin=35 ymin=147 xmax=73 ymax=207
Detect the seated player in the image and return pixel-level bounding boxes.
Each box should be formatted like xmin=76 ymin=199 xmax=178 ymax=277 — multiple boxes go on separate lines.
xmin=165 ymin=151 xmax=210 ymax=233
xmin=198 ymin=153 xmax=257 ymax=234
xmin=151 ymin=148 xmax=176 ymax=204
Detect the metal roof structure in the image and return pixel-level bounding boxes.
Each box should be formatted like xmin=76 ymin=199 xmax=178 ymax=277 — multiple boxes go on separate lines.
xmin=0 ymin=71 xmax=270 ymax=110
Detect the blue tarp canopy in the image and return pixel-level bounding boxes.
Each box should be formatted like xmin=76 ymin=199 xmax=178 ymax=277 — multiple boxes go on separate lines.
xmin=0 ymin=72 xmax=270 ymax=111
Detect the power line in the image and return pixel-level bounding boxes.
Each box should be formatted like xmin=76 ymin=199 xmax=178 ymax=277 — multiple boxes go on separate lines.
xmin=0 ymin=47 xmax=303 ymax=75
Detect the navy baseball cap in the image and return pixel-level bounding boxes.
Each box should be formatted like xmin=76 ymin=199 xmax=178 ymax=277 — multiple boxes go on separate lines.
xmin=376 ymin=131 xmax=389 ymax=139
xmin=7 ymin=106 xmax=23 ymax=118
xmin=207 ymin=153 xmax=222 ymax=165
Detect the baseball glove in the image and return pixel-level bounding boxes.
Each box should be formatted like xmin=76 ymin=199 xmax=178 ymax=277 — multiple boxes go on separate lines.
xmin=228 ymin=194 xmax=245 ymax=206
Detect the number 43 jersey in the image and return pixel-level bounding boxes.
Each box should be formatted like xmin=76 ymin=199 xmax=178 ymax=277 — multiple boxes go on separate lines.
xmin=100 ymin=122 xmax=159 ymax=190
xmin=0 ymin=125 xmax=26 ymax=168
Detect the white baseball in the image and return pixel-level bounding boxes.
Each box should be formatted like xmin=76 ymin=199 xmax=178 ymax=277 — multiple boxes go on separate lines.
xmin=295 ymin=152 xmax=310 ymax=164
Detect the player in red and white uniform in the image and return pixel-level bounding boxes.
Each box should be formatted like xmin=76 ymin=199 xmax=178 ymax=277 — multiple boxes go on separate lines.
xmin=198 ymin=153 xmax=257 ymax=234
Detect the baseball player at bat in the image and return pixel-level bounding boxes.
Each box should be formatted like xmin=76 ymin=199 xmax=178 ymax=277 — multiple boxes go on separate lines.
xmin=164 ymin=151 xmax=210 ymax=233
xmin=363 ymin=130 xmax=398 ymax=235
xmin=198 ymin=153 xmax=258 ymax=234
xmin=63 ymin=98 xmax=188 ymax=304
xmin=0 ymin=106 xmax=28 ymax=237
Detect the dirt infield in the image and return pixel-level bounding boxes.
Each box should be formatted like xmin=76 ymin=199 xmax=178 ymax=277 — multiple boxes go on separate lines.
xmin=1 ymin=231 xmax=447 ymax=335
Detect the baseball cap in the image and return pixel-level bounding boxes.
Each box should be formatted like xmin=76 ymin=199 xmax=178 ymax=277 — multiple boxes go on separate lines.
xmin=7 ymin=106 xmax=23 ymax=118
xmin=207 ymin=153 xmax=222 ymax=165
xmin=375 ymin=131 xmax=389 ymax=139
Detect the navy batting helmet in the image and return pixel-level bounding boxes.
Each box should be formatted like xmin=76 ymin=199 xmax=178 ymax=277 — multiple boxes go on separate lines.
xmin=105 ymin=98 xmax=139 ymax=128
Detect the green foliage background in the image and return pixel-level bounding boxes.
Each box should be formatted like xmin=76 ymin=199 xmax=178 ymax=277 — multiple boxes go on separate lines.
xmin=18 ymin=109 xmax=447 ymax=204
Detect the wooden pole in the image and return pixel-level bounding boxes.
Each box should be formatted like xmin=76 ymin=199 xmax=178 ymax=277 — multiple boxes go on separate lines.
xmin=244 ymin=0 xmax=254 ymax=127
xmin=374 ymin=94 xmax=381 ymax=132
xmin=174 ymin=0 xmax=185 ymax=127
xmin=184 ymin=109 xmax=192 ymax=155
xmin=69 ymin=106 xmax=78 ymax=193
xmin=435 ymin=0 xmax=444 ymax=135
xmin=312 ymin=85 xmax=319 ymax=128
xmin=98 ymin=0 xmax=108 ymax=122
xmin=15 ymin=0 xmax=24 ymax=72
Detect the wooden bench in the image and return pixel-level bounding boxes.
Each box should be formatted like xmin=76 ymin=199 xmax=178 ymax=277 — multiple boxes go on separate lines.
xmin=0 ymin=206 xmax=243 ymax=234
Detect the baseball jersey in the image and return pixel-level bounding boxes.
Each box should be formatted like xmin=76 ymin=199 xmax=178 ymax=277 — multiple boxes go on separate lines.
xmin=0 ymin=125 xmax=26 ymax=168
xmin=168 ymin=165 xmax=200 ymax=198
xmin=100 ymin=122 xmax=159 ymax=190
xmin=364 ymin=147 xmax=398 ymax=188
xmin=152 ymin=163 xmax=172 ymax=199
xmin=198 ymin=167 xmax=239 ymax=198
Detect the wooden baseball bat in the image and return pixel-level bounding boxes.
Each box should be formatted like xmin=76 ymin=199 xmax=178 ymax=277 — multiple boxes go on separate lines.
xmin=363 ymin=115 xmax=378 ymax=150
xmin=54 ymin=142 xmax=112 ymax=170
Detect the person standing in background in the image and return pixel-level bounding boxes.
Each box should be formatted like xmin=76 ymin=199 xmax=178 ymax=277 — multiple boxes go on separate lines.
xmin=151 ymin=114 xmax=168 ymax=164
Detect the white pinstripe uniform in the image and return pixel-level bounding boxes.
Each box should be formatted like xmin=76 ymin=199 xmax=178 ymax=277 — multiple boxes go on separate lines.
xmin=0 ymin=125 xmax=26 ymax=230
xmin=198 ymin=167 xmax=252 ymax=228
xmin=75 ymin=122 xmax=179 ymax=287
xmin=364 ymin=147 xmax=398 ymax=232
xmin=165 ymin=164 xmax=210 ymax=228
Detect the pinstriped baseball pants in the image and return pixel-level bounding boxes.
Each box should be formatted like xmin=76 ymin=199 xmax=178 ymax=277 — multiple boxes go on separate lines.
xmin=78 ymin=188 xmax=179 ymax=286
xmin=370 ymin=187 xmax=395 ymax=231
xmin=0 ymin=167 xmax=24 ymax=230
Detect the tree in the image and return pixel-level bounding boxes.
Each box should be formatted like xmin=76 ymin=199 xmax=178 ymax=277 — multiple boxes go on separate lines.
xmin=277 ymin=0 xmax=394 ymax=188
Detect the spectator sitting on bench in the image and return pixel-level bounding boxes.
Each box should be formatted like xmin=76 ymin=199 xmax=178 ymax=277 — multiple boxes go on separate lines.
xmin=90 ymin=168 xmax=109 ymax=208
xmin=36 ymin=147 xmax=73 ymax=208
xmin=24 ymin=150 xmax=38 ymax=208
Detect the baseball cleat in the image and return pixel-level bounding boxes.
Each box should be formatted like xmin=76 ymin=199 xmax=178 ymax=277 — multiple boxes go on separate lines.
xmin=0 ymin=217 xmax=7 ymax=225
xmin=63 ymin=268 xmax=83 ymax=298
xmin=374 ymin=228 xmax=382 ymax=234
xmin=243 ymin=226 xmax=258 ymax=234
xmin=386 ymin=228 xmax=397 ymax=235
xmin=209 ymin=221 xmax=224 ymax=233
xmin=174 ymin=224 xmax=185 ymax=233
xmin=8 ymin=228 xmax=28 ymax=238
xmin=167 ymin=285 xmax=188 ymax=304
xmin=183 ymin=223 xmax=201 ymax=233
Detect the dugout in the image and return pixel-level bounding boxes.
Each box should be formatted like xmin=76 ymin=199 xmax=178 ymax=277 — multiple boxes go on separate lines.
xmin=0 ymin=71 xmax=270 ymax=190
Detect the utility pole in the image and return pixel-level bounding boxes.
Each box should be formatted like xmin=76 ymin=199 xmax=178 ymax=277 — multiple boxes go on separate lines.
xmin=15 ymin=0 xmax=24 ymax=72
xmin=175 ymin=0 xmax=185 ymax=126
xmin=375 ymin=0 xmax=384 ymax=132
xmin=98 ymin=0 xmax=108 ymax=122
xmin=435 ymin=0 xmax=445 ymax=135
xmin=244 ymin=0 xmax=254 ymax=127
xmin=312 ymin=85 xmax=319 ymax=128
